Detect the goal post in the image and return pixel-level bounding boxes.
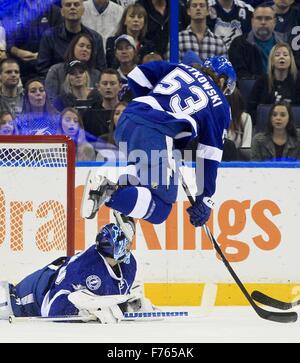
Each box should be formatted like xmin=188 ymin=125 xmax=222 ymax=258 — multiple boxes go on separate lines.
xmin=0 ymin=135 xmax=76 ymax=283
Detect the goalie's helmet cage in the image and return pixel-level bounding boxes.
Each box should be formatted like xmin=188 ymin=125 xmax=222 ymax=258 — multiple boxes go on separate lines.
xmin=96 ymin=223 xmax=131 ymax=263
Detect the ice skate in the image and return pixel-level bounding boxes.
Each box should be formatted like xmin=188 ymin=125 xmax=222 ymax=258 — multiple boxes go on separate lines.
xmin=113 ymin=210 xmax=136 ymax=242
xmin=81 ymin=170 xmax=117 ymax=219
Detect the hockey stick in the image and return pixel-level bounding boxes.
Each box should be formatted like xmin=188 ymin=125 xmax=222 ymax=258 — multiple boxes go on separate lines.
xmin=178 ymin=168 xmax=298 ymax=323
xmin=8 ymin=311 xmax=189 ymax=324
xmin=251 ymin=291 xmax=300 ymax=311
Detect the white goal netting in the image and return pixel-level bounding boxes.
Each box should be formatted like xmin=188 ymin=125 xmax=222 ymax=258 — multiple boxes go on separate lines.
xmin=0 ymin=136 xmax=75 ymax=282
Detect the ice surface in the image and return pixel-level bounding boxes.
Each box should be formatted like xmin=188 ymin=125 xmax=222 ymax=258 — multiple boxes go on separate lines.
xmin=1 ymin=307 xmax=300 ymax=343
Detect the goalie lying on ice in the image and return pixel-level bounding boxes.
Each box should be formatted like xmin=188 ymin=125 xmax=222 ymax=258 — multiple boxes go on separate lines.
xmin=0 ymin=214 xmax=153 ymax=323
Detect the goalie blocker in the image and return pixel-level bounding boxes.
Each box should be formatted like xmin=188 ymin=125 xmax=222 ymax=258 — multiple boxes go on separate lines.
xmin=0 ymin=215 xmax=153 ymax=322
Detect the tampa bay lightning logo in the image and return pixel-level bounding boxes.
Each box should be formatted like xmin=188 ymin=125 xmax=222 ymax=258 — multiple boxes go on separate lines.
xmin=86 ymin=275 xmax=101 ymax=291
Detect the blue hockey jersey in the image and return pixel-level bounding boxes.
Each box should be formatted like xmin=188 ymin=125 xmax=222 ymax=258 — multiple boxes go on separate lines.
xmin=10 ymin=246 xmax=137 ymax=317
xmin=124 ymin=61 xmax=231 ymax=198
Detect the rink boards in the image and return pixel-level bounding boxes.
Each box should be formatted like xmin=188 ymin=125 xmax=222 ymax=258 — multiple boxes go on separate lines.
xmin=74 ymin=163 xmax=300 ymax=306
xmin=1 ymin=162 xmax=299 ymax=306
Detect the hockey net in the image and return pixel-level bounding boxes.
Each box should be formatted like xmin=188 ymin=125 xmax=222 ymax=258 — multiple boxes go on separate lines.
xmin=0 ymin=136 xmax=75 ymax=282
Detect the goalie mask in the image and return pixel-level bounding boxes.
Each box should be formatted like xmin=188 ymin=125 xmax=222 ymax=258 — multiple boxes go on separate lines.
xmin=203 ymin=56 xmax=236 ymax=96
xmin=96 ymin=223 xmax=131 ymax=264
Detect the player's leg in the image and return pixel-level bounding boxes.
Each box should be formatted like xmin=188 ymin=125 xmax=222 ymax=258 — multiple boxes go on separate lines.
xmin=107 ymin=185 xmax=173 ymax=224
xmin=81 ymin=169 xmax=118 ymax=219
xmin=81 ymin=122 xmax=177 ymax=223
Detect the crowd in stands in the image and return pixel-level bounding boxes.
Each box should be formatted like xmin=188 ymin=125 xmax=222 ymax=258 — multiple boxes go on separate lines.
xmin=0 ymin=0 xmax=300 ymax=162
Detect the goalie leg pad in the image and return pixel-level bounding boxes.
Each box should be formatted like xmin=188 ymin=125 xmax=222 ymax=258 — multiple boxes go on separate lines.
xmin=0 ymin=281 xmax=13 ymax=320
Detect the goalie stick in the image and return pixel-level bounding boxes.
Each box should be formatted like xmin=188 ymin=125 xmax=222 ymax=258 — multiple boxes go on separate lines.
xmin=251 ymin=290 xmax=300 ymax=311
xmin=8 ymin=311 xmax=189 ymax=324
xmin=178 ymin=168 xmax=298 ymax=324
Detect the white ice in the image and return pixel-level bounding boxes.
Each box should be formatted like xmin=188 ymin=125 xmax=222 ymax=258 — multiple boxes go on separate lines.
xmin=1 ymin=307 xmax=300 ymax=343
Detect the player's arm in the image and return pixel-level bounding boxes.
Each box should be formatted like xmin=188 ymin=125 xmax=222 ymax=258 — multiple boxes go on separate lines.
xmin=127 ymin=61 xmax=175 ymax=97
xmin=196 ymin=122 xmax=225 ymax=198
xmin=187 ymin=112 xmax=229 ymax=227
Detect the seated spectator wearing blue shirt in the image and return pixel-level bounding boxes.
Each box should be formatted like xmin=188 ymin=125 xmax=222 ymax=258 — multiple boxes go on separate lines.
xmin=251 ymin=100 xmax=300 ymax=161
xmin=16 ymin=78 xmax=59 ymax=135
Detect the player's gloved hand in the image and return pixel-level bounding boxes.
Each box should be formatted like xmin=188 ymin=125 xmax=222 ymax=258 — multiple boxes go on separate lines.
xmin=186 ymin=196 xmax=214 ymax=227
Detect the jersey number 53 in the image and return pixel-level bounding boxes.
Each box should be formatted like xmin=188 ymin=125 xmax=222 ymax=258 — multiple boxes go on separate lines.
xmin=153 ymin=68 xmax=208 ymax=115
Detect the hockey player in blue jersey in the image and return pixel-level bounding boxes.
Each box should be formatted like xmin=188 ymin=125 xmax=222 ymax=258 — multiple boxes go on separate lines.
xmin=0 ymin=215 xmax=148 ymax=323
xmin=81 ymin=54 xmax=236 ymax=229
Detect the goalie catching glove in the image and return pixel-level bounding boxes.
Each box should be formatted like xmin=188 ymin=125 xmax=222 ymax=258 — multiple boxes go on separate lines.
xmin=68 ymin=288 xmax=155 ymax=324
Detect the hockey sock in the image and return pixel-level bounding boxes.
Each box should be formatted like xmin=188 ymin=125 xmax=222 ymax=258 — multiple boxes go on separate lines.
xmin=106 ymin=186 xmax=172 ymax=224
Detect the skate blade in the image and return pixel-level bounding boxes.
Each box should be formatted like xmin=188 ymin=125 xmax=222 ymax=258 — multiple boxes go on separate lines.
xmin=80 ymin=170 xmax=97 ymax=219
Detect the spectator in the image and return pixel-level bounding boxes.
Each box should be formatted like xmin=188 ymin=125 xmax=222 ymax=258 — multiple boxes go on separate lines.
xmin=274 ymin=0 xmax=300 ymax=69
xmin=273 ymin=0 xmax=300 ymax=35
xmin=227 ymin=87 xmax=253 ymax=148
xmin=2 ymin=0 xmax=63 ymax=84
xmin=45 ymin=33 xmax=100 ymax=105
xmin=0 ymin=23 xmax=6 ymax=52
xmin=171 ymin=0 xmax=227 ymax=62
xmin=96 ymin=101 xmax=128 ymax=161
xmin=107 ymin=100 xmax=128 ymax=144
xmin=208 ymin=0 xmax=254 ymax=47
xmin=0 ymin=40 xmax=7 ymax=62
xmin=37 ymin=0 xmax=106 ymax=77
xmin=248 ymin=42 xmax=300 ymax=125
xmin=0 ymin=110 xmax=16 ymax=135
xmin=137 ymin=0 xmax=188 ymax=57
xmin=82 ymin=68 xmax=122 ymax=140
xmin=0 ymin=58 xmax=23 ymax=116
xmin=82 ymin=0 xmax=124 ymax=50
xmin=53 ymin=60 xmax=101 ymax=113
xmin=106 ymin=3 xmax=154 ymax=67
xmin=114 ymin=35 xmax=137 ymax=87
xmin=251 ymin=101 xmax=300 ymax=161
xmin=229 ymin=4 xmax=286 ymax=79
xmin=0 ymin=41 xmax=8 ymax=93
xmin=58 ymin=107 xmax=96 ymax=161
xmin=16 ymin=78 xmax=59 ymax=135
